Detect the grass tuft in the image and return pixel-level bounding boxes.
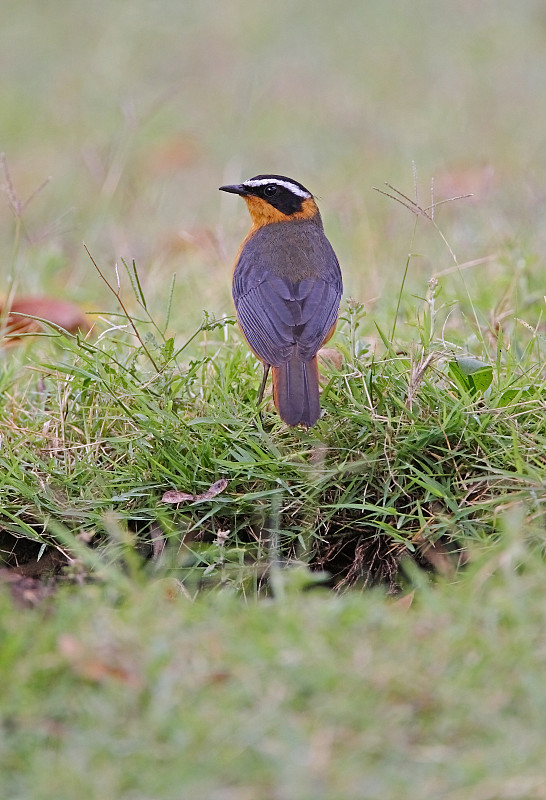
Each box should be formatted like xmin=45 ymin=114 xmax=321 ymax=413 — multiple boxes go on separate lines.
xmin=1 ymin=251 xmax=545 ymax=596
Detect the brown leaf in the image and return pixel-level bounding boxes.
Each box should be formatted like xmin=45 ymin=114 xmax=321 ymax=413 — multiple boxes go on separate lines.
xmin=58 ymin=635 xmax=142 ymax=687
xmin=162 ymin=478 xmax=228 ymax=505
xmin=392 ymin=590 xmax=415 ymax=611
xmin=149 ymin=521 xmax=166 ymax=561
xmin=1 ymin=295 xmax=91 ymax=342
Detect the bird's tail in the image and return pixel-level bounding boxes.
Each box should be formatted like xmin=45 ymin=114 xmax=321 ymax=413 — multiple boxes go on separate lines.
xmin=271 ymin=356 xmax=321 ymax=427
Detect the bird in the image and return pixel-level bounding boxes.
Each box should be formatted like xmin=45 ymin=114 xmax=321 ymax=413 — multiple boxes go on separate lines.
xmin=219 ymin=174 xmax=342 ymax=427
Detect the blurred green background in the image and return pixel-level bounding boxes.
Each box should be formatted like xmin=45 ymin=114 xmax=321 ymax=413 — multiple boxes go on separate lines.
xmin=1 ymin=0 xmax=546 ymax=340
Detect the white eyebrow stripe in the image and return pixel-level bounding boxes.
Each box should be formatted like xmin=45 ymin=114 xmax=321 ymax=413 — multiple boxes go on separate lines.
xmin=243 ymin=178 xmax=311 ymax=198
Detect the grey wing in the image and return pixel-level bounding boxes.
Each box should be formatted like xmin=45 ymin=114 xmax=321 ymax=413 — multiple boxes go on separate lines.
xmin=233 ymin=250 xmax=342 ymax=367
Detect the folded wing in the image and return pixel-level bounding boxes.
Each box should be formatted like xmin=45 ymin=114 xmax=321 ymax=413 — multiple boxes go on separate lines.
xmin=233 ymin=259 xmax=342 ymax=367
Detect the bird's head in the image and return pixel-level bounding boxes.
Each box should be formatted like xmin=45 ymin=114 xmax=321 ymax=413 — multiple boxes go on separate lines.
xmin=219 ymin=174 xmax=320 ymax=227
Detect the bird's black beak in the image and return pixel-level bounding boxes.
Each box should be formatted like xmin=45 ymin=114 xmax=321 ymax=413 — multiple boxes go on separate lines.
xmin=219 ymin=183 xmax=248 ymax=196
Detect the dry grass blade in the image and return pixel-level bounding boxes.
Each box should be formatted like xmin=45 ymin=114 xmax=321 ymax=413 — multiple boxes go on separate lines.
xmin=83 ymin=244 xmax=161 ymax=371
xmin=162 ymin=478 xmax=229 ymax=505
xmin=373 ymin=172 xmax=474 ymax=264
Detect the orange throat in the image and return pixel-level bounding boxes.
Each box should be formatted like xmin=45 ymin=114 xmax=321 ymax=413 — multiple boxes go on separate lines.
xmin=243 ymin=195 xmax=319 ymax=229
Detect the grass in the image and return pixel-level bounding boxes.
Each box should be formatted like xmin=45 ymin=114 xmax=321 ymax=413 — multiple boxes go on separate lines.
xmin=2 ymin=536 xmax=546 ymax=799
xmin=1 ymin=249 xmax=544 ymax=592
xmin=2 ymin=0 xmax=546 ymax=796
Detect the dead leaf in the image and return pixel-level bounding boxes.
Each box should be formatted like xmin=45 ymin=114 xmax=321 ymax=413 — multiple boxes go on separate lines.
xmin=392 ymin=590 xmax=415 ymax=611
xmin=162 ymin=478 xmax=228 ymax=505
xmin=58 ymin=634 xmax=142 ymax=687
xmin=205 ymin=670 xmax=231 ymax=685
xmin=149 ymin=521 xmax=166 ymax=561
xmin=1 ymin=295 xmax=91 ymax=342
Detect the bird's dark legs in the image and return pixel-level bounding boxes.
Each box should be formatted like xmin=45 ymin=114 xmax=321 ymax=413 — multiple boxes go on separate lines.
xmin=257 ymin=363 xmax=270 ymax=406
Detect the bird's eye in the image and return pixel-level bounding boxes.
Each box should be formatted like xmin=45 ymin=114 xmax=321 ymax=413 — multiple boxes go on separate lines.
xmin=263 ymin=184 xmax=279 ymax=197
